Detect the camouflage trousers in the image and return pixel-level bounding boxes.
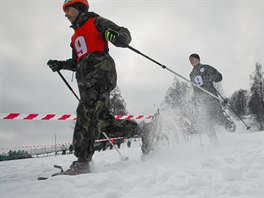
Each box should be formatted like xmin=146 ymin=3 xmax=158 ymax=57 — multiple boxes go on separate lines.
xmin=73 ymin=53 xmax=117 ymax=162
xmin=73 ymin=86 xmax=115 ymax=161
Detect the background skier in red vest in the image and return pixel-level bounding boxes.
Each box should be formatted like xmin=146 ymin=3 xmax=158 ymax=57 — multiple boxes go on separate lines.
xmin=47 ymin=0 xmax=131 ymax=175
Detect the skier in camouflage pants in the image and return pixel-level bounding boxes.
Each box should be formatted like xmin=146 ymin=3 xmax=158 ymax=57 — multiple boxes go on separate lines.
xmin=47 ymin=0 xmax=131 ymax=175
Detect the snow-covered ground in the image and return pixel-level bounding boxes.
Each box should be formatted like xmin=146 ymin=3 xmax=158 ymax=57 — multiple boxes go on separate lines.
xmin=1 ymin=128 xmax=263 ymax=198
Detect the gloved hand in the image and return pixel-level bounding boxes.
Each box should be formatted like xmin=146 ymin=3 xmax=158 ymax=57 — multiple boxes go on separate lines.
xmin=221 ymin=98 xmax=229 ymax=107
xmin=105 ymin=29 xmax=129 ymax=48
xmin=47 ymin=59 xmax=62 ymax=72
xmin=105 ymin=29 xmax=119 ymax=44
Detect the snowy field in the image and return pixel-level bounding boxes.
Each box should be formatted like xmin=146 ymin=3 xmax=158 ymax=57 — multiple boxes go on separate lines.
xmin=1 ymin=127 xmax=263 ymax=198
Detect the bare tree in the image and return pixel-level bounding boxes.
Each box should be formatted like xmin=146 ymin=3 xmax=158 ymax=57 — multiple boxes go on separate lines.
xmin=110 ymin=86 xmax=127 ymax=115
xmin=248 ymin=63 xmax=264 ymax=130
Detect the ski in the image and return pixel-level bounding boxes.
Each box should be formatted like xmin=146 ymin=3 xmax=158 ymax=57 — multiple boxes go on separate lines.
xmin=37 ymin=176 xmax=48 ymax=180
xmin=37 ymin=165 xmax=64 ymax=181
xmin=52 ymin=165 xmax=64 ymax=176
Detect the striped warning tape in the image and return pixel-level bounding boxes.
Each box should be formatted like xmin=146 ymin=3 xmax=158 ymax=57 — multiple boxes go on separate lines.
xmin=0 ymin=113 xmax=153 ymax=121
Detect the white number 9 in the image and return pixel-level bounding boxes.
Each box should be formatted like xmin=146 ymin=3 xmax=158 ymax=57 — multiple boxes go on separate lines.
xmin=74 ymin=36 xmax=87 ymax=57
xmin=194 ymin=75 xmax=204 ymax=86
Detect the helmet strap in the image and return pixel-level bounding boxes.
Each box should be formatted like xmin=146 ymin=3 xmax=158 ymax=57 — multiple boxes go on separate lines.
xmin=72 ymin=11 xmax=83 ymax=27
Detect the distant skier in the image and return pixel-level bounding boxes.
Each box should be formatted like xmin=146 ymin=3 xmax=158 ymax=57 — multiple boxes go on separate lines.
xmin=69 ymin=144 xmax=73 ymax=154
xmin=61 ymin=145 xmax=67 ymax=155
xmin=109 ymin=137 xmax=115 ymax=150
xmin=116 ymin=138 xmax=121 ymax=149
xmin=127 ymin=139 xmax=131 ymax=148
xmin=47 ymin=0 xmax=131 ymax=175
xmin=189 ymin=53 xmax=236 ymax=145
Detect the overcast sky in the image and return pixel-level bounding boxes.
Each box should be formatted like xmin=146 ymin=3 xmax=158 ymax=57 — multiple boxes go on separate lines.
xmin=0 ymin=0 xmax=263 ymax=148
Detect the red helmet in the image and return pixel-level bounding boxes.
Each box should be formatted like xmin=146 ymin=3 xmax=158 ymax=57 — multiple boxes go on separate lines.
xmin=63 ymin=0 xmax=89 ymax=12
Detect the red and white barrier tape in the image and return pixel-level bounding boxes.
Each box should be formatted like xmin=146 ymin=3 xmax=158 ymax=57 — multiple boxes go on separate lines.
xmin=0 ymin=137 xmax=124 ymax=151
xmin=0 ymin=113 xmax=153 ymax=121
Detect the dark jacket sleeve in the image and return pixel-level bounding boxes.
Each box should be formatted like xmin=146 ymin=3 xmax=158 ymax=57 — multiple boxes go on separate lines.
xmin=60 ymin=44 xmax=78 ymax=71
xmin=94 ymin=16 xmax=132 ymax=47
xmin=206 ymin=65 xmax=222 ymax=82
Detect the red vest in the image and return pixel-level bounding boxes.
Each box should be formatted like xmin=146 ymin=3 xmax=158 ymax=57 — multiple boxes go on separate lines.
xmin=71 ymin=17 xmax=107 ymax=61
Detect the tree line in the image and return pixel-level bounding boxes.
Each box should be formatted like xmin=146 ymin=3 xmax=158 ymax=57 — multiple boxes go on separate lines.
xmin=0 ymin=150 xmax=32 ymax=161
xmin=230 ymin=63 xmax=264 ymax=130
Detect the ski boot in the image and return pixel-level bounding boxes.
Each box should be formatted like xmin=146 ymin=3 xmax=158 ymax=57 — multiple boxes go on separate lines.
xmin=141 ymin=151 xmax=150 ymax=162
xmin=225 ymin=119 xmax=236 ymax=133
xmin=52 ymin=160 xmax=90 ymax=177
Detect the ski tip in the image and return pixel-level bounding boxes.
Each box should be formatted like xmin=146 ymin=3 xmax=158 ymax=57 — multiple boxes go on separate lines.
xmin=54 ymin=164 xmax=64 ymax=172
xmin=37 ymin=177 xmax=48 ymax=181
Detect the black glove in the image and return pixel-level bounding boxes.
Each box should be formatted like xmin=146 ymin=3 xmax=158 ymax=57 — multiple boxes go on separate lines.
xmin=105 ymin=29 xmax=119 ymax=43
xmin=221 ymin=98 xmax=229 ymax=107
xmin=47 ymin=60 xmax=62 ymax=72
xmin=105 ymin=29 xmax=129 ymax=48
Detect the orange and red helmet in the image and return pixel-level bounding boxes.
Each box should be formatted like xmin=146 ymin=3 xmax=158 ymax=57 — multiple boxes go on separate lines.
xmin=63 ymin=0 xmax=89 ymax=12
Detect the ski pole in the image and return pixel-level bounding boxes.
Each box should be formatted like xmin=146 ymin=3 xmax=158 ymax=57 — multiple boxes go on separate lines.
xmin=57 ymin=71 xmax=80 ymax=101
xmin=215 ymin=90 xmax=251 ymax=130
xmin=127 ymin=45 xmax=222 ymax=102
xmin=102 ymin=132 xmax=129 ymax=161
